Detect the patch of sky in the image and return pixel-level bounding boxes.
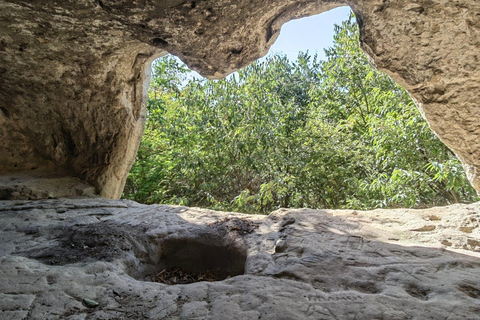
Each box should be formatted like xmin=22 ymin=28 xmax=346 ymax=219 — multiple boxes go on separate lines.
xmin=171 ymin=6 xmax=352 ymax=82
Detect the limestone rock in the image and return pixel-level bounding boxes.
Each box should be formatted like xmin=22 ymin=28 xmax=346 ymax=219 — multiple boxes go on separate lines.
xmin=0 ymin=0 xmax=480 ymax=197
xmin=1 ymin=199 xmax=480 ymax=319
xmin=0 ymin=171 xmax=97 ymax=200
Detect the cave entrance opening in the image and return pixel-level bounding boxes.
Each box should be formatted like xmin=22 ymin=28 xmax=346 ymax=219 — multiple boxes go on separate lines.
xmin=122 ymin=7 xmax=478 ymax=214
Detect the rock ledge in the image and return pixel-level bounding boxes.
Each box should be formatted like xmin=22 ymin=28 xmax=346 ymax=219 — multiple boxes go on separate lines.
xmin=1 ymin=199 xmax=480 ymax=319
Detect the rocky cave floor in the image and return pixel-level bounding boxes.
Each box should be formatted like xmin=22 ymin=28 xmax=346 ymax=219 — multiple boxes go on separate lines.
xmin=1 ymin=198 xmax=480 ymax=319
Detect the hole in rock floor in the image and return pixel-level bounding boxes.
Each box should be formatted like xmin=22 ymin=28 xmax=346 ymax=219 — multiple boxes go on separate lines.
xmin=128 ymin=238 xmax=248 ymax=285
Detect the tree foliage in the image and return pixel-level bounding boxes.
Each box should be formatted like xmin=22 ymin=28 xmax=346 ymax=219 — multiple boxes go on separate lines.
xmin=123 ymin=15 xmax=478 ymax=213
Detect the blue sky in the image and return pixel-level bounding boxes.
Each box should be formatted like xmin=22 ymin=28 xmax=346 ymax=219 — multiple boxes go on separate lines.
xmin=267 ymin=6 xmax=351 ymax=61
xmin=175 ymin=6 xmax=351 ymax=79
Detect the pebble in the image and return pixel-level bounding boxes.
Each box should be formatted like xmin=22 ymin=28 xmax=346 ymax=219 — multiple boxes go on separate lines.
xmin=82 ymin=298 xmax=99 ymax=308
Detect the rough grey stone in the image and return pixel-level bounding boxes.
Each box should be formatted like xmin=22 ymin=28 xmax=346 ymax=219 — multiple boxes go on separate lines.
xmin=1 ymin=199 xmax=480 ymax=319
xmin=0 ymin=0 xmax=480 ymax=197
xmin=0 ymin=171 xmax=97 ymax=200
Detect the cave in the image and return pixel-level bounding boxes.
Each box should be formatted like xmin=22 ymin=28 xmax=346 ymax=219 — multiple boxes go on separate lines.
xmin=1 ymin=1 xmax=480 ymax=319
xmin=0 ymin=0 xmax=479 ymax=199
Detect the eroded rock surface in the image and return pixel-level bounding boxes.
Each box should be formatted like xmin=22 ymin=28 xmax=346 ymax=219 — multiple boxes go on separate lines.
xmin=1 ymin=199 xmax=480 ymax=319
xmin=0 ymin=171 xmax=98 ymax=200
xmin=1 ymin=0 xmax=480 ymax=198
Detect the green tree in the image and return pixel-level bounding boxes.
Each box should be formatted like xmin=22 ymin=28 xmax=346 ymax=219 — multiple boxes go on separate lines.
xmin=123 ymin=14 xmax=478 ymax=213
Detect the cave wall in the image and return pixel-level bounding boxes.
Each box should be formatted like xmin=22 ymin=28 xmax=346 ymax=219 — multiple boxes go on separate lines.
xmin=0 ymin=0 xmax=479 ymax=198
xmin=352 ymin=0 xmax=480 ymax=192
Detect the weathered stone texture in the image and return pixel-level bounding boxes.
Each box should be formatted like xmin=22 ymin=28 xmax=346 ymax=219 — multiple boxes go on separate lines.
xmin=0 ymin=0 xmax=164 ymax=198
xmin=0 ymin=0 xmax=479 ymax=197
xmin=1 ymin=199 xmax=480 ymax=319
xmin=351 ymin=0 xmax=480 ymax=192
xmin=0 ymin=171 xmax=97 ymax=200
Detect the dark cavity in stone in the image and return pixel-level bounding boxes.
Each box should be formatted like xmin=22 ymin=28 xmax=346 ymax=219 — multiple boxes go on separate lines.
xmin=127 ymin=237 xmax=247 ymax=284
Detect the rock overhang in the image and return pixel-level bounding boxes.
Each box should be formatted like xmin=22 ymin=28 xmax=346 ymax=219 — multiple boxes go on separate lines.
xmin=0 ymin=0 xmax=479 ymax=198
